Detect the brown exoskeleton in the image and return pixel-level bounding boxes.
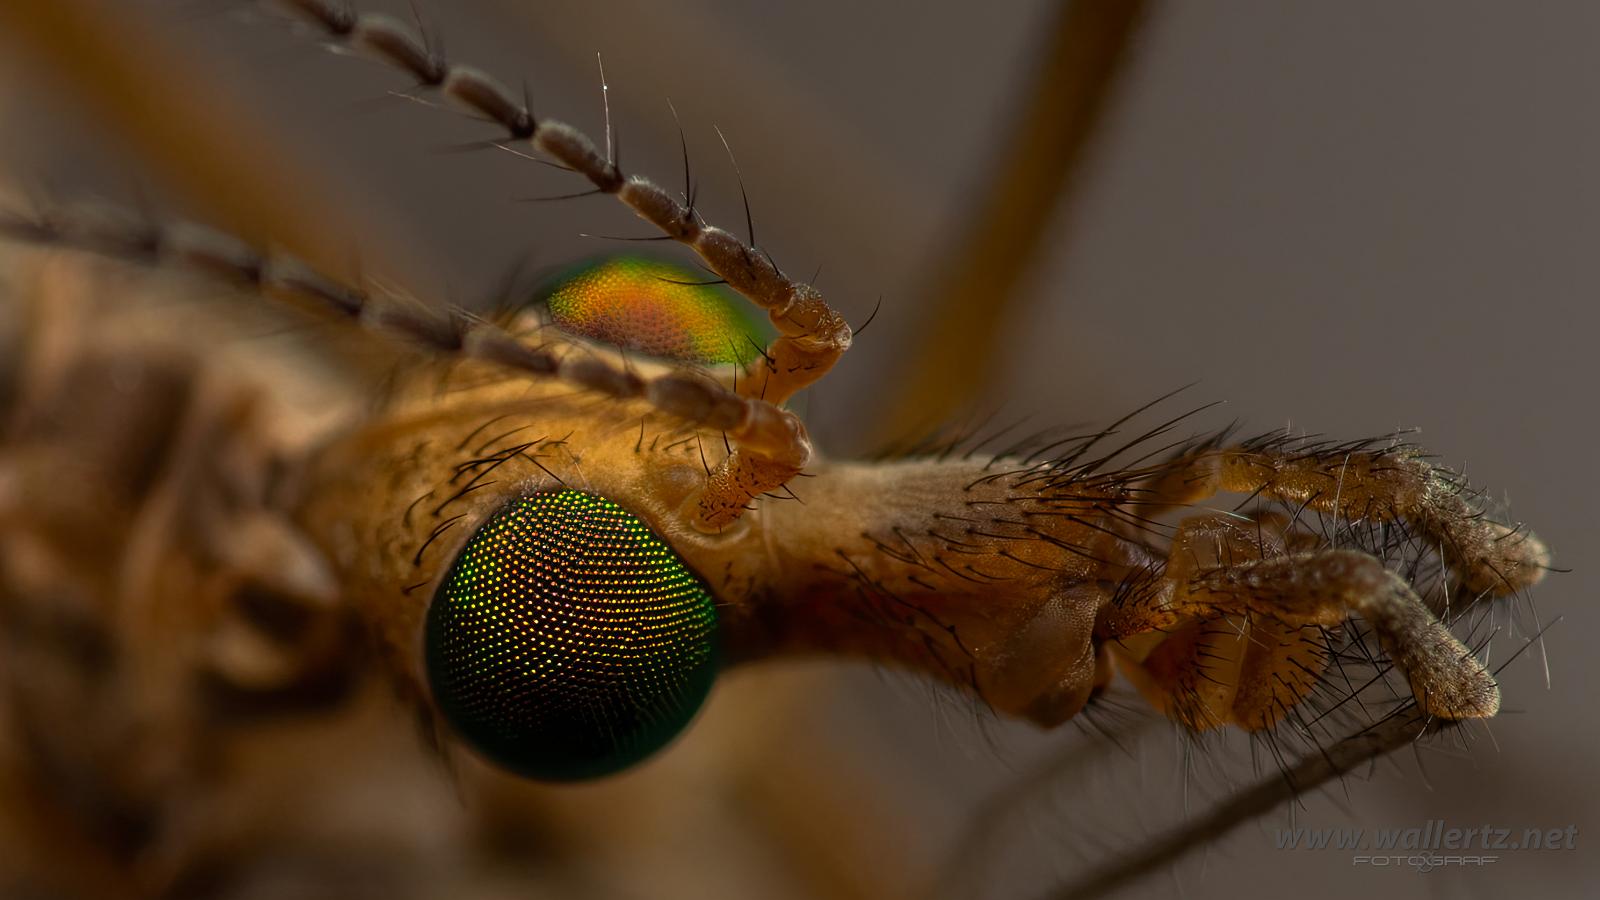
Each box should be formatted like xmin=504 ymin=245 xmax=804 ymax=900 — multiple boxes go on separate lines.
xmin=0 ymin=1 xmax=1555 ymax=898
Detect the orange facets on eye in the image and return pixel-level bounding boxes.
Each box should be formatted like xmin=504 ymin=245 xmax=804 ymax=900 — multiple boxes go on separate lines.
xmin=540 ymin=257 xmax=770 ymax=365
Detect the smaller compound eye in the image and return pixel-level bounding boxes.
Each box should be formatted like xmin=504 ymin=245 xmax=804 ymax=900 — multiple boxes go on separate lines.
xmin=425 ymin=490 xmax=719 ymax=781
xmin=539 ymin=256 xmax=770 ymax=365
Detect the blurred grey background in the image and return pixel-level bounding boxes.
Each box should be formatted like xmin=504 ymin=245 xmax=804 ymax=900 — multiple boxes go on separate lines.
xmin=0 ymin=1 xmax=1594 ymax=898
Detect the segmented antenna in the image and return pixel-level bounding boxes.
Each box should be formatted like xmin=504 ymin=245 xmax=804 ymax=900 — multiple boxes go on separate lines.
xmin=268 ymin=0 xmax=852 ymax=527
xmin=0 ymin=206 xmax=802 ymax=480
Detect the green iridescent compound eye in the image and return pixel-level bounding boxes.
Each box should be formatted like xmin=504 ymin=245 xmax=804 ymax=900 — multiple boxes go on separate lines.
xmin=425 ymin=490 xmax=719 ymax=780
xmin=539 ymin=256 xmax=771 ymax=365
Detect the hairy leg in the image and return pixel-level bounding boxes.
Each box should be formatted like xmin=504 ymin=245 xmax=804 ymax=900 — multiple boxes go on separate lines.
xmin=1098 ymin=434 xmax=1548 ymax=729
xmin=1130 ymin=436 xmax=1549 ymax=596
